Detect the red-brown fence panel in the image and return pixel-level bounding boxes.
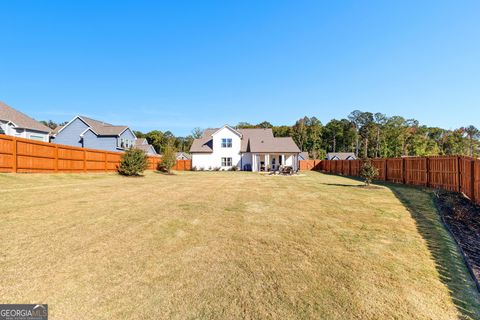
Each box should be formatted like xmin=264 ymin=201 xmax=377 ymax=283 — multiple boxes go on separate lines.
xmin=460 ymin=157 xmax=475 ymax=200
xmin=323 ymin=160 xmax=331 ymax=172
xmin=0 ymin=135 xmax=14 ymax=172
xmin=475 ymin=159 xmax=480 ymax=205
xmin=386 ymin=158 xmax=403 ymax=183
xmin=372 ymin=159 xmax=386 ymax=180
xmin=299 ymin=160 xmax=322 ymax=171
xmin=342 ymin=160 xmax=350 ymax=176
xmin=172 ymin=159 xmax=192 ymax=171
xmin=349 ymin=160 xmax=361 ymax=177
xmin=428 ymin=156 xmax=459 ymax=192
xmin=404 ymin=157 xmax=428 ymax=186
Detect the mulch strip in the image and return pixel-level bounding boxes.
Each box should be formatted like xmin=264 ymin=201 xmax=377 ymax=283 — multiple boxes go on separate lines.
xmin=434 ymin=191 xmax=480 ymax=292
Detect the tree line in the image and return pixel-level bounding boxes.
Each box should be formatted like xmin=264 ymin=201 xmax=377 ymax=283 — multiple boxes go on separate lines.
xmin=42 ymin=110 xmax=479 ymax=159
xmin=236 ymin=111 xmax=479 ymax=159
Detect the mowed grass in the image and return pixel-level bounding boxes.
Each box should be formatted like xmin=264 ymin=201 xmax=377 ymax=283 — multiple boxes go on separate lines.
xmin=1 ymin=171 xmax=479 ymax=319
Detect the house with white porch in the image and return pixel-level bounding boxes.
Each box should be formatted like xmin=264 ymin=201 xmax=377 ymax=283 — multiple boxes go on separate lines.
xmin=190 ymin=125 xmax=301 ymax=171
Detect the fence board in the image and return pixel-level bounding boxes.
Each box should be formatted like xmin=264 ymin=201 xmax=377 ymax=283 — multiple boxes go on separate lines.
xmin=372 ymin=159 xmax=386 ymax=180
xmin=475 ymin=159 xmax=480 ymax=205
xmin=428 ymin=156 xmax=459 ymax=192
xmin=386 ymin=158 xmax=403 ymax=183
xmin=405 ymin=157 xmax=427 ymax=186
xmin=299 ymin=160 xmax=322 ymax=171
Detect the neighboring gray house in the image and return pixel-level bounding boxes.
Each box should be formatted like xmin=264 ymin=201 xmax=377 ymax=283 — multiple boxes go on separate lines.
xmin=298 ymin=152 xmax=309 ymax=161
xmin=176 ymin=152 xmax=191 ymax=160
xmin=51 ymin=116 xmax=137 ymax=152
xmin=135 ymin=138 xmax=158 ymax=155
xmin=326 ymin=152 xmax=357 ymax=160
xmin=0 ymin=102 xmax=51 ymax=142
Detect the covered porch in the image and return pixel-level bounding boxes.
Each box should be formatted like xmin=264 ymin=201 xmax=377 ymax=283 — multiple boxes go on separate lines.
xmin=251 ymin=153 xmax=299 ymax=172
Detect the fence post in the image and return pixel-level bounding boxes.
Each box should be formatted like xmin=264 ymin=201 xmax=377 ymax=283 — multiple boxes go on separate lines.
xmin=104 ymin=152 xmax=108 ymax=172
xmin=471 ymin=158 xmax=475 ymax=203
xmin=12 ymin=137 xmax=17 ymax=173
xmin=83 ymin=149 xmax=87 ymax=172
xmin=457 ymin=156 xmax=462 ymax=193
xmin=426 ymin=157 xmax=430 ymax=187
xmin=402 ymin=158 xmax=406 ymax=184
xmin=55 ymin=145 xmax=59 ymax=172
xmin=383 ymin=159 xmax=386 ymax=181
xmin=384 ymin=159 xmax=389 ymax=181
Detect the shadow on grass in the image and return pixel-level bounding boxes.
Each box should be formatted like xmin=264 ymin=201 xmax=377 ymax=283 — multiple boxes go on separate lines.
xmin=153 ymin=171 xmax=176 ymax=176
xmin=387 ymin=184 xmax=480 ymax=320
xmin=315 ymin=170 xmax=480 ymax=318
xmin=320 ymin=182 xmax=383 ymax=190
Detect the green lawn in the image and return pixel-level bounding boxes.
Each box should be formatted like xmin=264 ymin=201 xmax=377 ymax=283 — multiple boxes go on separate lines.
xmin=1 ymin=171 xmax=479 ymax=319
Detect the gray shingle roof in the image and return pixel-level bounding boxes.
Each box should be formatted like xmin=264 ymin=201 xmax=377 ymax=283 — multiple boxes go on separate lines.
xmin=176 ymin=152 xmax=191 ymax=160
xmin=79 ymin=116 xmax=128 ymax=136
xmin=0 ymin=102 xmax=51 ymax=133
xmin=190 ymin=127 xmax=301 ymax=153
xmin=135 ymin=138 xmax=147 ymax=146
xmin=326 ymin=152 xmax=357 ymax=160
xmin=299 ymin=152 xmax=309 ymax=160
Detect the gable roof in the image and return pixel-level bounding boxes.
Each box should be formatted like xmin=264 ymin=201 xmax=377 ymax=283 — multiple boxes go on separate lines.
xmin=135 ymin=138 xmax=148 ymax=146
xmin=190 ymin=127 xmax=301 ymax=153
xmin=54 ymin=115 xmax=131 ymax=137
xmin=212 ymin=125 xmax=242 ymax=138
xmin=299 ymin=152 xmax=309 ymax=160
xmin=176 ymin=152 xmax=191 ymax=160
xmin=135 ymin=143 xmax=157 ymax=154
xmin=0 ymin=102 xmax=51 ymax=133
xmin=326 ymin=152 xmax=356 ymax=160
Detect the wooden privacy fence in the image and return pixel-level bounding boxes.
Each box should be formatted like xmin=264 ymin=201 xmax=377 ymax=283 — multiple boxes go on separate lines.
xmin=312 ymin=156 xmax=480 ymax=205
xmin=173 ymin=159 xmax=192 ymax=171
xmin=299 ymin=160 xmax=322 ymax=171
xmin=0 ymin=134 xmax=191 ymax=173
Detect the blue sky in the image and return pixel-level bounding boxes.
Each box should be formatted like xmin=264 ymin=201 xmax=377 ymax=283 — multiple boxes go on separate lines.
xmin=1 ymin=1 xmax=479 ymax=136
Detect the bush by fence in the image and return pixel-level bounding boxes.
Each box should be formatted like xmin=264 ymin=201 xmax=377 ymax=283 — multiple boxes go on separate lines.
xmin=299 ymin=156 xmax=480 ymax=205
xmin=0 ymin=134 xmax=192 ymax=173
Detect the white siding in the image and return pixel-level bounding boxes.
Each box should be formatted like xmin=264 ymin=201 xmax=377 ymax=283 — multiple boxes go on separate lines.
xmin=0 ymin=121 xmax=49 ymax=142
xmin=192 ymin=126 xmax=242 ymax=170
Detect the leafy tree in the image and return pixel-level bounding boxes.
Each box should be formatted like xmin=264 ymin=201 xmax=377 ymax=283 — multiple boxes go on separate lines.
xmin=464 ymin=125 xmax=480 ymax=156
xmin=360 ymin=159 xmax=379 ymax=186
xmin=118 ymin=148 xmax=149 ymax=176
xmin=191 ymin=127 xmax=204 ymax=139
xmin=40 ymin=120 xmax=67 ymax=129
xmin=272 ymin=125 xmax=291 ymax=137
xmin=158 ymin=143 xmax=176 ymax=174
xmin=236 ymin=122 xmax=255 ymax=129
xmin=257 ymin=121 xmax=273 ymax=129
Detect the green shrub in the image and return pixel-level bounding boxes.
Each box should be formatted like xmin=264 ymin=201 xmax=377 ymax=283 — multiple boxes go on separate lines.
xmin=157 ymin=143 xmax=176 ymax=174
xmin=360 ymin=159 xmax=379 ymax=186
xmin=118 ymin=148 xmax=149 ymax=176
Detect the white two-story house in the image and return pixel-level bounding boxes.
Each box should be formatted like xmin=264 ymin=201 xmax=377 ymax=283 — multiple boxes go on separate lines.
xmin=190 ymin=125 xmax=301 ymax=171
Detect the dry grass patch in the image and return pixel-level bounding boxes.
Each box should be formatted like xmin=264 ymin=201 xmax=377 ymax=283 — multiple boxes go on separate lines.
xmin=0 ymin=171 xmax=479 ymax=319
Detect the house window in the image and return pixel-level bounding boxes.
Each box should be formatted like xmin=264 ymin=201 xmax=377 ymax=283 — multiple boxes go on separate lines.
xmin=221 ymin=157 xmax=232 ymax=167
xmin=221 ymin=138 xmax=232 ymax=148
xmin=30 ymin=134 xmax=44 ymax=141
